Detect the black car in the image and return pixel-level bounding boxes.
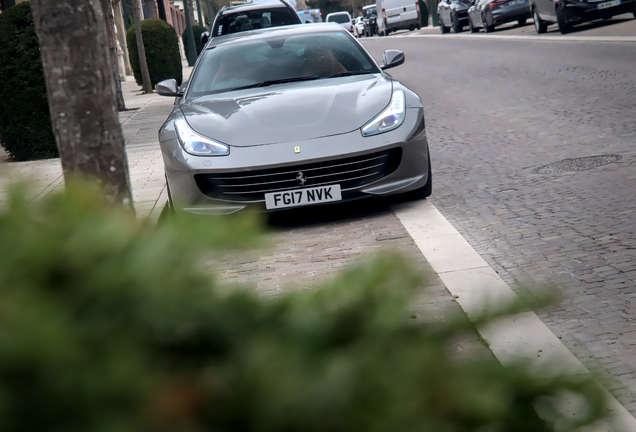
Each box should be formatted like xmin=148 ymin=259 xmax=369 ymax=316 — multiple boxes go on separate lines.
xmin=362 ymin=4 xmax=378 ymax=36
xmin=467 ymin=0 xmax=531 ymax=32
xmin=208 ymin=0 xmax=301 ymax=39
xmin=531 ymin=0 xmax=636 ymax=33
xmin=437 ymin=0 xmax=471 ymax=33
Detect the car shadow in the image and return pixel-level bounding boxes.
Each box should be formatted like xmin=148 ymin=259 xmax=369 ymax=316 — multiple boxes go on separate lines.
xmin=266 ymin=193 xmax=422 ymax=229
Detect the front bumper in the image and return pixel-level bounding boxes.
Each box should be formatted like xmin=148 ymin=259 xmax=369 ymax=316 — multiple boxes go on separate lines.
xmin=386 ymin=17 xmax=421 ymax=30
xmin=490 ymin=3 xmax=532 ymax=24
xmin=161 ymin=108 xmax=429 ymax=214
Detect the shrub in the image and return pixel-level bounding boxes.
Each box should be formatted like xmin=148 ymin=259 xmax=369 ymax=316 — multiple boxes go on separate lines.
xmin=0 ymin=2 xmax=57 ymax=161
xmin=0 ymin=182 xmax=608 ymax=432
xmin=183 ymin=24 xmax=208 ymax=57
xmin=127 ymin=18 xmax=182 ymax=88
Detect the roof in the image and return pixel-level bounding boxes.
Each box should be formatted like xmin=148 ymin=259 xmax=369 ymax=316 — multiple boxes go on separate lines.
xmin=207 ymin=23 xmax=350 ymax=47
xmin=221 ymin=1 xmax=290 ymax=14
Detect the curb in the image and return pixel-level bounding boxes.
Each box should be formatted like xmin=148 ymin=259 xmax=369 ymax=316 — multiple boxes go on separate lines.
xmin=392 ymin=199 xmax=636 ymax=431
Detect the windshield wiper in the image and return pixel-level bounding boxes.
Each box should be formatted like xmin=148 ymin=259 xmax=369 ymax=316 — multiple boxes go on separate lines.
xmin=226 ymin=75 xmax=320 ymax=92
xmin=325 ymin=71 xmax=372 ymax=78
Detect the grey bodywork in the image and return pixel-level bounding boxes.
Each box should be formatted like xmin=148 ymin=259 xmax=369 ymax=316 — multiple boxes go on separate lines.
xmin=158 ymin=24 xmax=430 ymax=214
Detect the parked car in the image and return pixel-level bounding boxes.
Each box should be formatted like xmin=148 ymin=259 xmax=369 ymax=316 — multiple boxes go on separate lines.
xmin=207 ymin=0 xmax=301 ymax=39
xmin=325 ymin=11 xmax=354 ymax=32
xmin=156 ymin=24 xmax=432 ymax=214
xmin=353 ymin=16 xmax=365 ymax=37
xmin=467 ymin=0 xmax=531 ymax=32
xmin=362 ymin=4 xmax=378 ymax=36
xmin=297 ymin=8 xmax=322 ymax=23
xmin=437 ymin=0 xmax=471 ymax=33
xmin=531 ymin=0 xmax=636 ymax=33
xmin=376 ymin=0 xmax=421 ymax=36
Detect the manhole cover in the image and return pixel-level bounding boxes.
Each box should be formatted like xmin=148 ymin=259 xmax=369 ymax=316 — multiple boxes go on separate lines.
xmin=532 ymin=155 xmax=622 ymax=174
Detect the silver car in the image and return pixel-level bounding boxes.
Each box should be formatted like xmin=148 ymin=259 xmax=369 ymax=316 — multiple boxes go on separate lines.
xmin=157 ymin=23 xmax=431 ymax=214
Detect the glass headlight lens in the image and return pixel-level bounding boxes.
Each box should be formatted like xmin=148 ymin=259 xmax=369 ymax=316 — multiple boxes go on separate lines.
xmin=361 ymin=90 xmax=406 ymax=137
xmin=174 ymin=118 xmax=229 ymax=156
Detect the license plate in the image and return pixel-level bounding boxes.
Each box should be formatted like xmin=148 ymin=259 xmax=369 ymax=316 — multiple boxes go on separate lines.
xmin=264 ymin=185 xmax=342 ymax=210
xmin=598 ymin=0 xmax=619 ymax=8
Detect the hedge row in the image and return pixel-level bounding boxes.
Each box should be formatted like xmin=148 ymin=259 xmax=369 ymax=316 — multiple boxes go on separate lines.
xmin=127 ymin=18 xmax=183 ymax=88
xmin=0 ymin=2 xmax=57 ymax=161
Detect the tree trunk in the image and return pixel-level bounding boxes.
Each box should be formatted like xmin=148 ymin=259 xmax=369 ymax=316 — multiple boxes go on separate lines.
xmin=100 ymin=0 xmax=126 ymax=111
xmin=29 ymin=0 xmax=135 ymax=212
xmin=132 ymin=0 xmax=153 ymax=94
xmin=144 ymin=0 xmax=157 ymax=18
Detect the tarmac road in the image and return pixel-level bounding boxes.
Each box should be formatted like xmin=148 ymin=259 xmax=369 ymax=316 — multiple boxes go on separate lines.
xmin=360 ymin=35 xmax=636 ymax=411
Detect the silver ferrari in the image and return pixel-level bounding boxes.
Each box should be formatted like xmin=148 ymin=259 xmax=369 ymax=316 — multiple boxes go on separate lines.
xmin=157 ymin=23 xmax=431 ymax=214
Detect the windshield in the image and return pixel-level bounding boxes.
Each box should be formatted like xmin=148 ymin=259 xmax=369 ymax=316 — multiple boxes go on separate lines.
xmin=364 ymin=7 xmax=376 ymax=17
xmin=188 ymin=31 xmax=379 ymax=97
xmin=327 ymin=13 xmax=350 ymax=23
xmin=213 ymin=8 xmax=299 ymax=36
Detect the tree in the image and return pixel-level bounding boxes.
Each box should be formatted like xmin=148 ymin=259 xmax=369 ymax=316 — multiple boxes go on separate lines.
xmin=29 ymin=0 xmax=135 ymax=211
xmin=144 ymin=0 xmax=157 ymax=18
xmin=100 ymin=0 xmax=126 ymax=111
xmin=132 ymin=0 xmax=153 ymax=94
xmin=0 ymin=184 xmax=609 ymax=432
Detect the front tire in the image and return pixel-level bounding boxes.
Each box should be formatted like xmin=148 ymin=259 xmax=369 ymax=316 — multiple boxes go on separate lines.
xmin=469 ymin=17 xmax=478 ymax=32
xmin=518 ymin=18 xmax=527 ymax=25
xmin=556 ymin=5 xmax=571 ymax=34
xmin=412 ymin=152 xmax=432 ymax=199
xmin=533 ymin=8 xmax=548 ymax=33
xmin=452 ymin=13 xmax=463 ymax=32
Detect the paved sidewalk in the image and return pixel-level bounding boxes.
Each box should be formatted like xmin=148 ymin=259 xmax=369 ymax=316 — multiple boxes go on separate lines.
xmin=0 ymin=70 xmax=190 ymax=218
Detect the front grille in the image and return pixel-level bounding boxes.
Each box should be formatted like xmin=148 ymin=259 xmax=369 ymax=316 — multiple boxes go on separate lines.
xmin=194 ymin=148 xmax=402 ymax=202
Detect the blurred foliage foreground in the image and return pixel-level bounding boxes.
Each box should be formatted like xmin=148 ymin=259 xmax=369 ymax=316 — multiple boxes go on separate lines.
xmin=0 ymin=183 xmax=608 ymax=432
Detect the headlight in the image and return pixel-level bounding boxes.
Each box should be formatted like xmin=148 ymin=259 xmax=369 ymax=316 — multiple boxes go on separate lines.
xmin=174 ymin=118 xmax=230 ymax=156
xmin=361 ymin=90 xmax=405 ymax=137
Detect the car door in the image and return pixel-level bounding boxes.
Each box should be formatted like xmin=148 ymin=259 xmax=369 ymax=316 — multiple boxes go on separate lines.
xmin=399 ymin=0 xmax=419 ymax=23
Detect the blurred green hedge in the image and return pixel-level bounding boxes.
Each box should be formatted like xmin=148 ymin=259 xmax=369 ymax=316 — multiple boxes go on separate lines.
xmin=0 ymin=2 xmax=57 ymax=161
xmin=127 ymin=18 xmax=183 ymax=88
xmin=0 ymin=182 xmax=607 ymax=432
xmin=183 ymin=24 xmax=208 ymax=58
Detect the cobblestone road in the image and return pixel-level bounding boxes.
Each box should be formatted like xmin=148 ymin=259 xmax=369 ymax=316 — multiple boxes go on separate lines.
xmin=362 ymin=37 xmax=636 ymax=411
xmin=210 ymin=198 xmax=493 ymax=362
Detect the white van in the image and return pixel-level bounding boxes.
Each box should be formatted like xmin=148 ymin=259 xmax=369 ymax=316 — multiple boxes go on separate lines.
xmin=325 ymin=11 xmax=354 ymax=32
xmin=376 ymin=0 xmax=421 ymax=36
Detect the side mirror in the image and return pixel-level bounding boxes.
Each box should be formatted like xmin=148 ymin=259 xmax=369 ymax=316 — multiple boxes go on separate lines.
xmin=381 ymin=49 xmax=405 ymax=70
xmin=200 ymin=31 xmax=210 ymax=45
xmin=156 ymin=79 xmax=183 ymax=97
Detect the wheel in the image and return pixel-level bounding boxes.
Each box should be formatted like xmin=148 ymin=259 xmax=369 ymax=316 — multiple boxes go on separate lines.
xmin=533 ymin=8 xmax=547 ymax=33
xmin=517 ymin=18 xmax=527 ymax=25
xmin=556 ymin=5 xmax=571 ymax=34
xmin=469 ymin=17 xmax=478 ymax=32
xmin=417 ymin=25 xmax=422 ymax=29
xmin=412 ymin=151 xmax=432 ymax=199
xmin=482 ymin=14 xmax=494 ymax=32
xmin=452 ymin=13 xmax=463 ymax=32
xmin=439 ymin=16 xmax=450 ymax=33
xmin=409 ymin=24 xmax=415 ymax=31
xmin=633 ymin=11 xmax=636 ymax=18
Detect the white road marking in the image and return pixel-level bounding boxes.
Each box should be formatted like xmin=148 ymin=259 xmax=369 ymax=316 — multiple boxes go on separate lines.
xmin=392 ymin=198 xmax=636 ymax=430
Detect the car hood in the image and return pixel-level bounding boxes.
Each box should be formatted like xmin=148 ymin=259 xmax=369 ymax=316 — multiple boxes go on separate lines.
xmin=181 ymin=74 xmax=392 ymax=147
